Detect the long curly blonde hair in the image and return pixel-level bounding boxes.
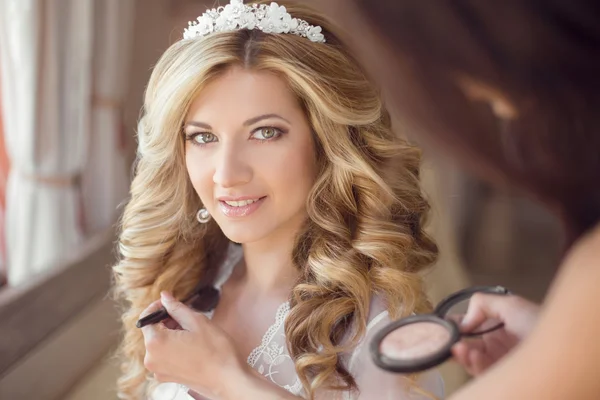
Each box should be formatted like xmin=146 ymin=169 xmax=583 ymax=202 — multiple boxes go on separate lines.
xmin=113 ymin=1 xmax=437 ymax=398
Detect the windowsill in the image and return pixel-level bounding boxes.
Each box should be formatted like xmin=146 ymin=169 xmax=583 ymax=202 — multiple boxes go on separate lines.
xmin=0 ymin=229 xmax=117 ymax=398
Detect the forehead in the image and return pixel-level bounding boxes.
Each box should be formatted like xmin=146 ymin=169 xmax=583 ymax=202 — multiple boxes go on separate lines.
xmin=186 ymin=66 xmax=302 ymax=123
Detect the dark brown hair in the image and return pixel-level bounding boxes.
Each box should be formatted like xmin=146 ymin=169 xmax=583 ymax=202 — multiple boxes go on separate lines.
xmin=332 ymin=0 xmax=600 ymax=246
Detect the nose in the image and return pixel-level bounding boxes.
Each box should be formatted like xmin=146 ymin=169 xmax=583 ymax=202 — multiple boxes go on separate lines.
xmin=212 ymin=142 xmax=253 ymax=188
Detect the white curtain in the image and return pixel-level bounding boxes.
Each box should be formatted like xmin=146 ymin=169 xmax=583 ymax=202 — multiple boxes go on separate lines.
xmin=0 ymin=80 xmax=8 ymax=282
xmin=82 ymin=0 xmax=135 ymax=235
xmin=0 ymin=0 xmax=94 ymax=286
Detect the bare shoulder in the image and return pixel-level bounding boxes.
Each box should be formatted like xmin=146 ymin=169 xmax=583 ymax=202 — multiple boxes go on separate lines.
xmin=562 ymin=224 xmax=600 ymax=269
xmin=546 ymin=223 xmax=600 ymax=306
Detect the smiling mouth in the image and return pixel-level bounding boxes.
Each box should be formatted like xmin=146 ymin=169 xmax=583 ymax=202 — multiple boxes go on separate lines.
xmin=218 ymin=196 xmax=267 ymax=218
xmin=222 ymin=198 xmax=261 ymax=207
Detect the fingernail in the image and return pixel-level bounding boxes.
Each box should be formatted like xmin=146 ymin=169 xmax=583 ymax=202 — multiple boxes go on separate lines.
xmin=460 ymin=314 xmax=472 ymax=327
xmin=160 ymin=291 xmax=174 ymax=302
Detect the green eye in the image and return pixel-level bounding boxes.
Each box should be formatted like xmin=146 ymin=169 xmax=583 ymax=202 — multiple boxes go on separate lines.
xmin=194 ymin=133 xmax=217 ymax=144
xmin=262 ymin=128 xmax=276 ymax=138
xmin=252 ymin=127 xmax=282 ymax=140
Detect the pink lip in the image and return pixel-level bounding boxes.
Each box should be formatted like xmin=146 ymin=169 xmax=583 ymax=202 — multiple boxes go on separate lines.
xmin=218 ymin=197 xmax=266 ymax=218
xmin=217 ymin=195 xmax=264 ymax=202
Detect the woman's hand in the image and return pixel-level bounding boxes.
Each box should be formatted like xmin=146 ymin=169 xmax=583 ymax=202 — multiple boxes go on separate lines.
xmin=451 ymin=293 xmax=540 ymax=376
xmin=140 ymin=292 xmax=248 ymax=399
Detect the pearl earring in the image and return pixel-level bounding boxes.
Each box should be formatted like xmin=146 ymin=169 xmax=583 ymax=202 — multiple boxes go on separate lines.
xmin=196 ymin=208 xmax=211 ymax=224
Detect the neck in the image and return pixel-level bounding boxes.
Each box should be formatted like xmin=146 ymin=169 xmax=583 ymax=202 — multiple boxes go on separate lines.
xmin=237 ymin=218 xmax=305 ymax=295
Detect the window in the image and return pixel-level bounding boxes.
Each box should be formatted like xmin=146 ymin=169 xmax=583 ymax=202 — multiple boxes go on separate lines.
xmin=0 ymin=75 xmax=8 ymax=286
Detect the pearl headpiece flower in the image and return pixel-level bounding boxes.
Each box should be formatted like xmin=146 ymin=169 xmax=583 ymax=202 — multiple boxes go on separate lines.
xmin=183 ymin=0 xmax=326 ymax=43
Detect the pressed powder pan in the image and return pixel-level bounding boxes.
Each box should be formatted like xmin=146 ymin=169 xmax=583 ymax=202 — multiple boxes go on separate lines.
xmin=371 ymin=285 xmax=511 ymax=373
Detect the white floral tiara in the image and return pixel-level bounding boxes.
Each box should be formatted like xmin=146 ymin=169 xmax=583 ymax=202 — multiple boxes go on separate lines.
xmin=183 ymin=0 xmax=326 ymax=43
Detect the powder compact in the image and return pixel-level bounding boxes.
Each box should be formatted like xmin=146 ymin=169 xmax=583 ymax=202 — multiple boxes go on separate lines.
xmin=370 ymin=285 xmax=511 ymax=373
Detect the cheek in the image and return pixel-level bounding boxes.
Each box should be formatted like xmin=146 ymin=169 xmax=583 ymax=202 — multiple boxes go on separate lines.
xmin=185 ymin=150 xmax=213 ymax=201
xmin=297 ymin=136 xmax=318 ymax=187
xmin=268 ymin=140 xmax=317 ymax=199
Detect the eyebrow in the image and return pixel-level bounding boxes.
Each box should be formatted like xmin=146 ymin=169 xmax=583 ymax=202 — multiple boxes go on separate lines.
xmin=184 ymin=113 xmax=291 ymax=130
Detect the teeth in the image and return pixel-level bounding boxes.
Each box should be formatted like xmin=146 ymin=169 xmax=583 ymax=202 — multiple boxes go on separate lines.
xmin=224 ymin=199 xmax=259 ymax=207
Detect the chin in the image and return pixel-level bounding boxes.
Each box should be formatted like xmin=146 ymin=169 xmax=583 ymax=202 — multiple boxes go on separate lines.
xmin=218 ymin=224 xmax=269 ymax=245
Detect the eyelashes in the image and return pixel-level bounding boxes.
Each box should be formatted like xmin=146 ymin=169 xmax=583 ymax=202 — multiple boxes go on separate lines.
xmin=185 ymin=126 xmax=287 ymax=147
xmin=185 ymin=132 xmax=217 ymax=145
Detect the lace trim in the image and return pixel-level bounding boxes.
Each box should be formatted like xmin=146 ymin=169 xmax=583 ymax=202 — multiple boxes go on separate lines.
xmin=247 ymin=301 xmax=291 ymax=366
xmin=287 ymin=377 xmax=303 ymax=395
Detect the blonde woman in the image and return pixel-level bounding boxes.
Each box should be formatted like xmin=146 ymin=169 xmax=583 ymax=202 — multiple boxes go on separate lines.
xmin=113 ymin=1 xmax=444 ymax=399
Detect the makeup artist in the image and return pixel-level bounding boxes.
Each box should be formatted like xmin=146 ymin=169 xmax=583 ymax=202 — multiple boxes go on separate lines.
xmin=308 ymin=0 xmax=600 ymax=399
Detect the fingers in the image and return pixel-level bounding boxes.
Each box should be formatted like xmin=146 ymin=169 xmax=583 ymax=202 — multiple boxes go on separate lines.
xmin=140 ymin=299 xmax=171 ymax=345
xmin=140 ymin=294 xmax=199 ymax=383
xmin=163 ymin=318 xmax=183 ymax=330
xmin=452 ymin=341 xmax=491 ymax=376
xmin=140 ymin=292 xmax=198 ymax=345
xmin=463 ymin=293 xmax=541 ymax=340
xmin=160 ymin=291 xmax=206 ymax=331
xmin=452 ymin=333 xmax=514 ymax=376
xmin=452 ymin=342 xmax=479 ymax=376
xmin=451 ymin=342 xmax=470 ymax=368
xmin=468 ymin=348 xmax=488 ymax=376
xmin=138 ymin=298 xmax=182 ymax=331
xmin=470 ymin=344 xmax=503 ymax=376
xmin=452 ymin=340 xmax=485 ymax=365
xmin=461 ymin=293 xmax=509 ymax=332
xmin=139 ymin=299 xmax=164 ymax=319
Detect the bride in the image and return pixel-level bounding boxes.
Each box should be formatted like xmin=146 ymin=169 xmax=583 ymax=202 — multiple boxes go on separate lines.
xmin=113 ymin=1 xmax=444 ymax=399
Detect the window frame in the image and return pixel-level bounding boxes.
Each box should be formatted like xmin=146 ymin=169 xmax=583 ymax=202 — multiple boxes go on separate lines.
xmin=0 ymin=230 xmax=116 ymax=380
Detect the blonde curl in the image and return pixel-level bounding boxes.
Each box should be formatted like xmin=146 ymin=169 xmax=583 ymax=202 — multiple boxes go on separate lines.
xmin=113 ymin=1 xmax=437 ymax=398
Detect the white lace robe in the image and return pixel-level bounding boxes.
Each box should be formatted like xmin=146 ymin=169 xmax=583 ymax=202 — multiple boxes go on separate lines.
xmin=152 ymin=244 xmax=445 ymax=399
